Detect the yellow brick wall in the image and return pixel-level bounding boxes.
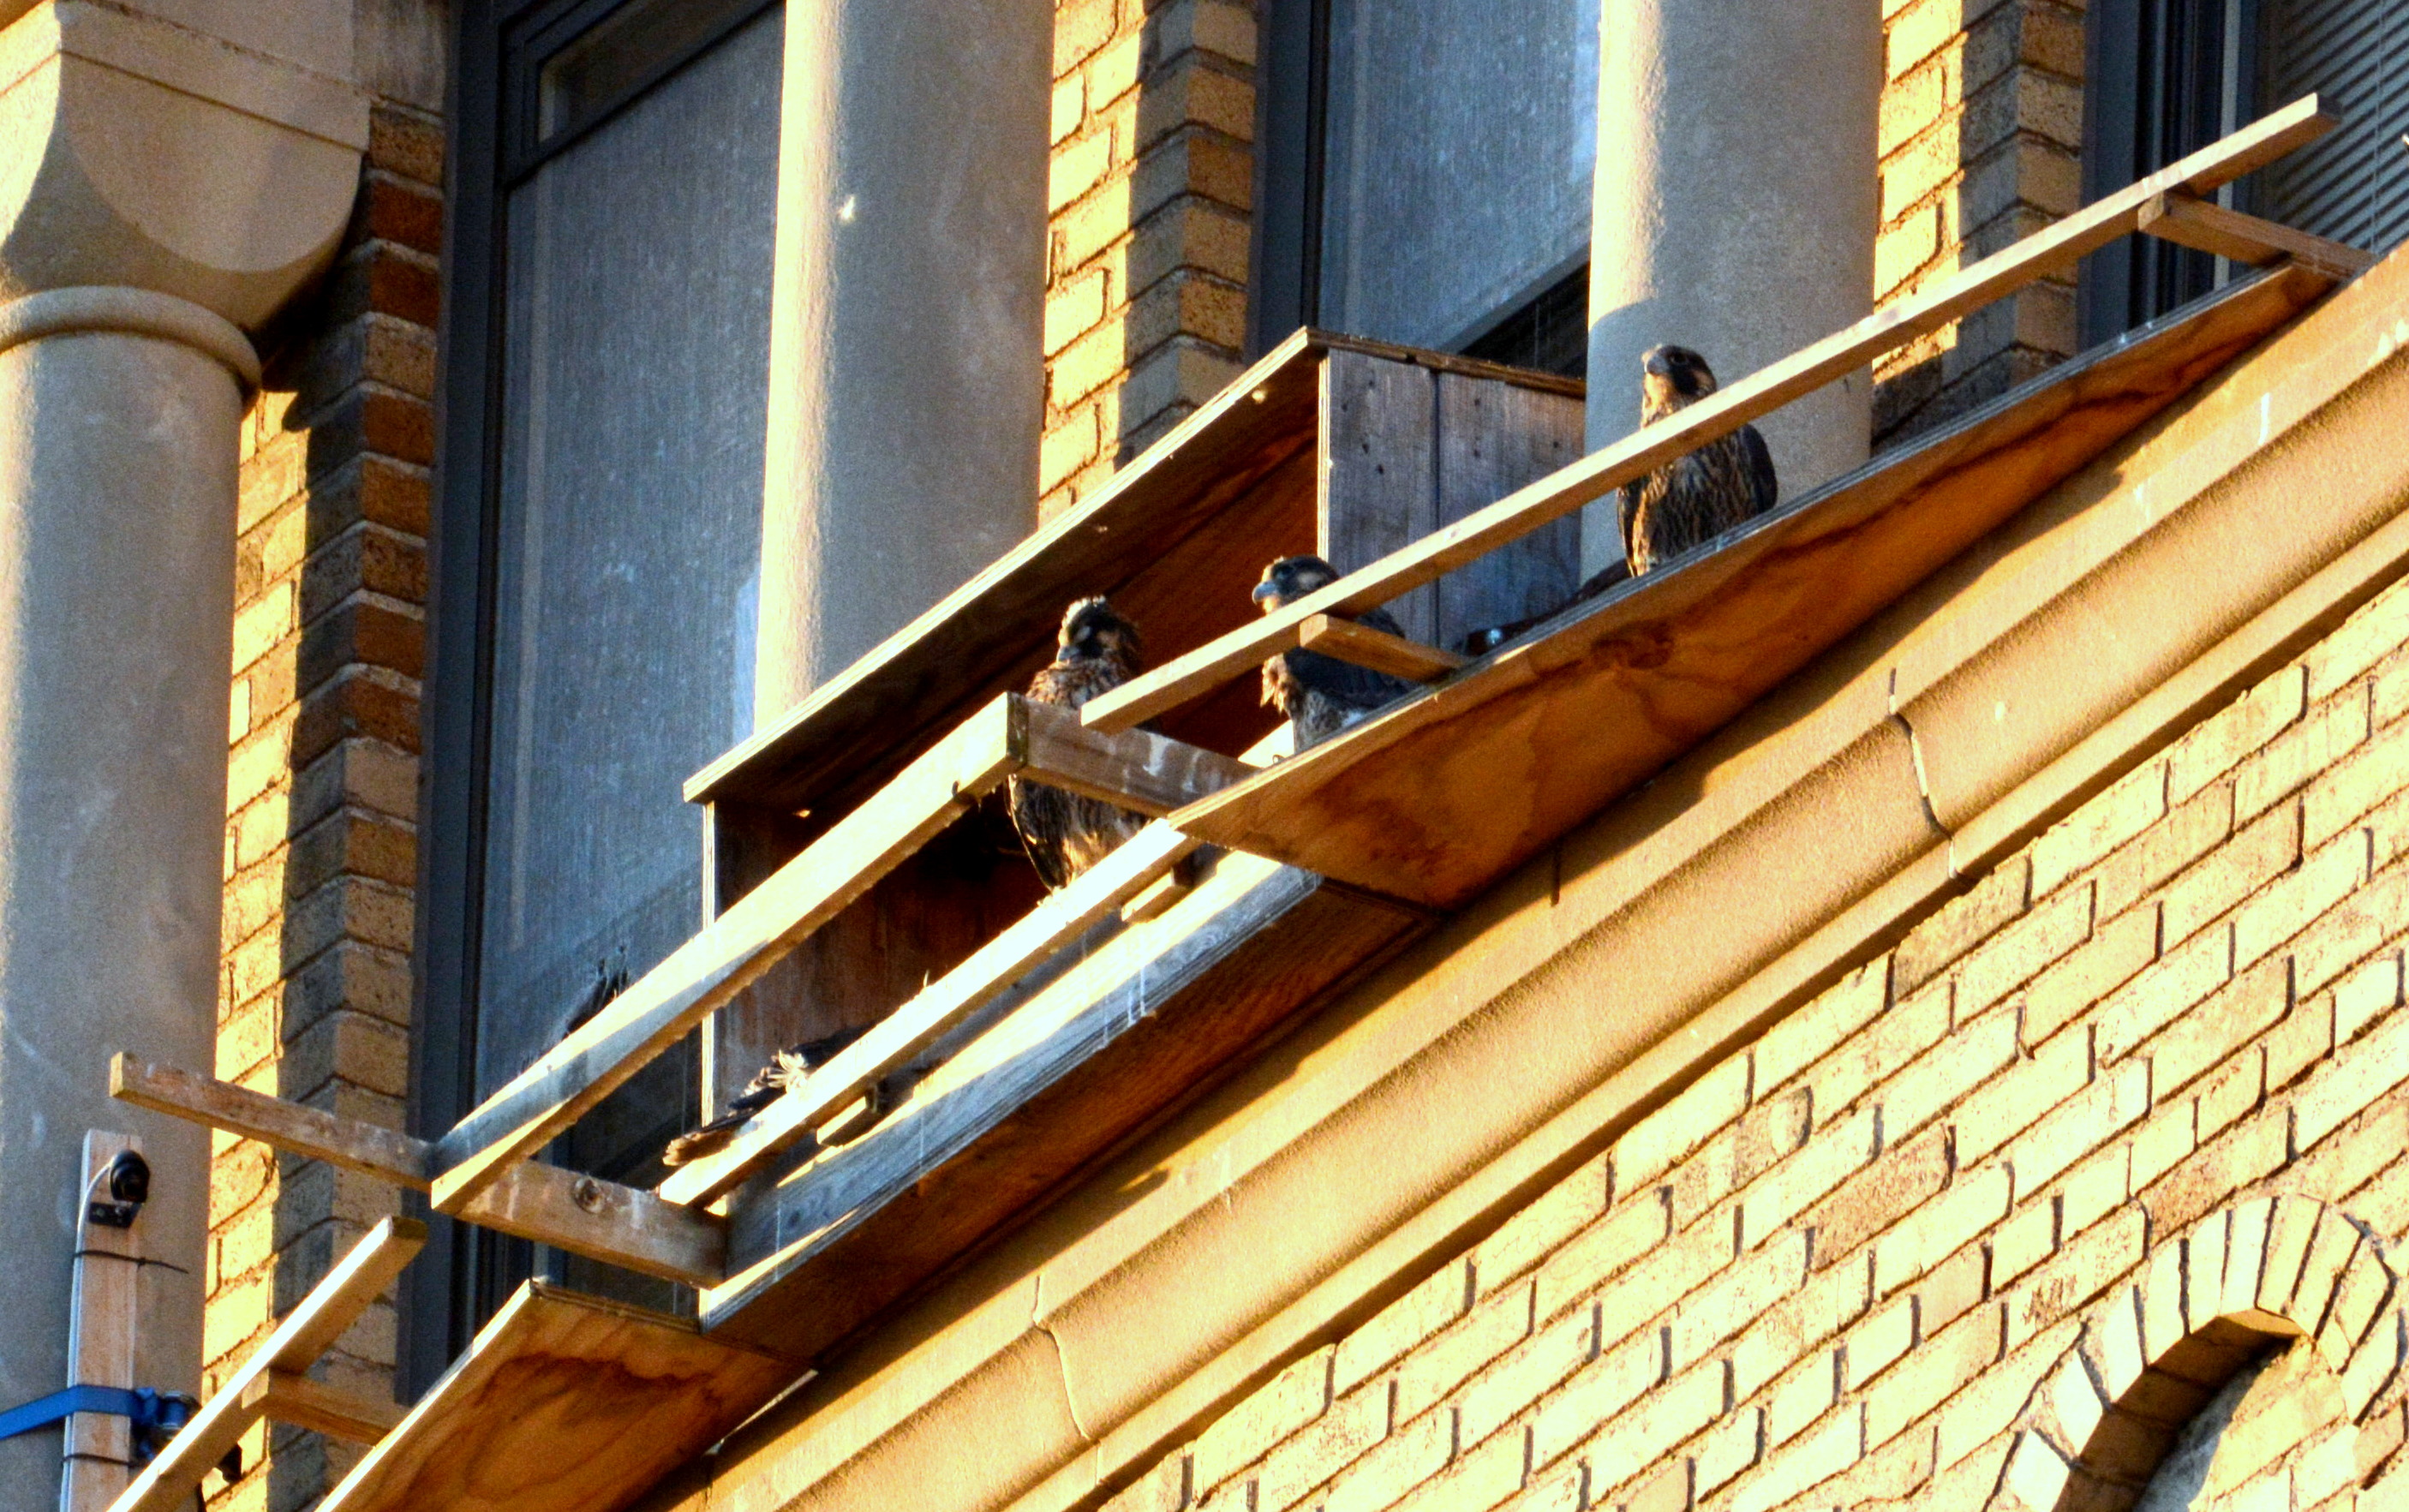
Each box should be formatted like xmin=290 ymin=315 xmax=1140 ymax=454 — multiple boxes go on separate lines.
xmin=1102 ymin=572 xmax=2409 ymax=1510
xmin=207 ymin=104 xmax=439 ymax=1512
xmin=1043 ymin=0 xmax=1258 ymax=520
xmin=1874 ymin=0 xmax=2086 ymax=447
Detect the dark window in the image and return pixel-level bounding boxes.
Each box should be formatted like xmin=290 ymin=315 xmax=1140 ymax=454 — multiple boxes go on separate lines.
xmin=2083 ymin=0 xmax=2407 ymax=342
xmin=1252 ymin=0 xmax=1598 ymax=376
xmin=414 ymin=0 xmax=781 ymax=1379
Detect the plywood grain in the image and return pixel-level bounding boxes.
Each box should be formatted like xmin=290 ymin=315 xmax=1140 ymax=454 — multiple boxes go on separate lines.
xmin=315 ymin=1285 xmax=794 ymax=1512
xmin=1172 ymin=264 xmax=2333 ymax=906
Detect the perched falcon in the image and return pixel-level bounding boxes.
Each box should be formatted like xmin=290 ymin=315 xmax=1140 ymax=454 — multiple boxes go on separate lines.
xmin=1008 ymin=597 xmax=1149 ymax=889
xmin=1619 ymin=345 xmax=1778 ymax=577
xmin=661 ymin=1025 xmax=866 ymax=1167
xmin=1253 ymin=555 xmax=1420 ymax=748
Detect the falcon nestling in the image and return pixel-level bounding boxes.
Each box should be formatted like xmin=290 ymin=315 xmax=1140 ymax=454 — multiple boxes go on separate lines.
xmin=1253 ymin=555 xmax=1419 ymax=749
xmin=1620 ymin=344 xmax=1778 ymax=577
xmin=661 ymin=1025 xmax=865 ymax=1167
xmin=1009 ymin=597 xmax=1150 ymax=889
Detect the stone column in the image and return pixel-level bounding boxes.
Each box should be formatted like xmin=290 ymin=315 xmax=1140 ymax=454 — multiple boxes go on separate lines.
xmin=753 ymin=0 xmax=1050 ymax=720
xmin=1584 ymin=0 xmax=1881 ymax=577
xmin=0 ymin=292 xmax=256 ymax=1506
xmin=0 ymin=6 xmax=364 ymax=1503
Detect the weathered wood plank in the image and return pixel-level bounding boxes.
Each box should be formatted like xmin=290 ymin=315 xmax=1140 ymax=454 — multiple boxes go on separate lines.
xmin=656 ymin=821 xmax=1207 ymax=1207
xmin=704 ymin=852 xmax=1431 ymax=1360
xmin=111 ymin=1218 xmax=424 ymax=1512
xmin=1079 ymin=98 xmax=2337 ymax=735
xmin=1296 ymin=614 xmax=1468 ymax=682
xmin=429 ymin=697 xmax=1025 ymax=1213
xmin=314 ymin=1284 xmax=794 ymax=1512
xmin=1320 ymin=350 xmax=1439 ymax=643
xmin=1011 ymin=696 xmax=1258 ymax=816
xmin=1432 ymin=373 xmax=1584 ymax=652
xmin=241 ymin=1372 xmax=406 ymax=1444
xmin=2138 ymin=190 xmax=2377 ymax=279
xmin=113 ymin=1055 xmax=424 ymax=1184
xmin=63 ymin=1133 xmax=139 ymax=1512
xmin=114 ymin=1056 xmax=723 ymax=1286
xmin=1170 ymin=263 xmax=2334 ymax=905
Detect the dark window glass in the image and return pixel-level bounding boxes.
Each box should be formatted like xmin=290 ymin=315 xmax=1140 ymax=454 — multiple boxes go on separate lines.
xmin=417 ymin=0 xmax=780 ymax=1362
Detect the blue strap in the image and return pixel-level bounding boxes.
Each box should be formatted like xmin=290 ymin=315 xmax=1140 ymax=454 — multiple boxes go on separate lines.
xmin=0 ymin=1385 xmax=193 ymax=1449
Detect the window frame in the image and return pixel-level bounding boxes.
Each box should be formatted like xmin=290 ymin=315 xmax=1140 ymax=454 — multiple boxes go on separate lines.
xmin=408 ymin=0 xmax=777 ymax=1391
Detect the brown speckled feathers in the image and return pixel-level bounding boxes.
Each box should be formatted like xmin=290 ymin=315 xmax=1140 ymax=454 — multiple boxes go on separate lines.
xmin=1008 ymin=597 xmax=1149 ymax=888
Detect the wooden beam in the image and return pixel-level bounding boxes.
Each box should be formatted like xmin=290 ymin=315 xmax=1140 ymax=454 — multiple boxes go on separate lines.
xmin=1078 ymin=95 xmax=2339 ymax=734
xmin=1009 ymin=696 xmax=1256 ymax=817
xmin=113 ymin=1056 xmax=723 ymax=1287
xmin=2137 ymin=191 xmax=2377 ymax=279
xmin=1297 ymin=614 xmax=1468 ymax=682
xmin=656 ymin=821 xmax=1205 ymax=1206
xmin=428 ymin=696 xmax=1024 ymax=1213
xmin=109 ymin=1218 xmax=424 ymax=1512
xmin=62 ymin=1133 xmax=140 ymax=1512
xmin=240 ymin=1372 xmax=407 ymax=1444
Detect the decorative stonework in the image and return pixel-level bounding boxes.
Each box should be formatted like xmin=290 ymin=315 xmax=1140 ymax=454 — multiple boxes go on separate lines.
xmin=1994 ymin=1196 xmax=2407 ymax=1509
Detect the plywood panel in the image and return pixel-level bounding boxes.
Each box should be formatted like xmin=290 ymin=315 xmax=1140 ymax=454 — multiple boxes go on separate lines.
xmin=1433 ymin=374 xmax=1583 ymax=652
xmin=318 ymin=1285 xmax=794 ymax=1512
xmin=705 ymin=852 xmax=1428 ymax=1361
xmin=1321 ymin=350 xmax=1438 ymax=642
xmin=1173 ymin=265 xmax=2332 ymax=906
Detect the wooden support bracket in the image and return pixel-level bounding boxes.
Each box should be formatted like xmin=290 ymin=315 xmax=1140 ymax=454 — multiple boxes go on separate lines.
xmin=1077 ymin=95 xmax=2340 ymax=735
xmin=112 ymin=1056 xmax=723 ymax=1287
xmin=1298 ymin=614 xmax=1468 ymax=682
xmin=2138 ymin=190 xmax=2377 ymax=280
xmin=239 ymin=1372 xmax=408 ymax=1445
xmin=62 ymin=1133 xmax=140 ymax=1512
xmin=106 ymin=1218 xmax=424 ymax=1512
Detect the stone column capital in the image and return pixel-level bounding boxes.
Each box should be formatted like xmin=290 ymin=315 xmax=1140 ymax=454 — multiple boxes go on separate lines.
xmin=0 ymin=285 xmax=260 ymax=386
xmin=0 ymin=0 xmax=369 ymax=332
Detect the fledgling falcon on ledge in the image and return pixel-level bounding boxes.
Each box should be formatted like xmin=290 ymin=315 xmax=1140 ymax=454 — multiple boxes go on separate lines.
xmin=1009 ymin=596 xmax=1150 ymax=890
xmin=661 ymin=1025 xmax=866 ymax=1167
xmin=1253 ymin=555 xmax=1419 ymax=749
xmin=1620 ymin=344 xmax=1778 ymax=577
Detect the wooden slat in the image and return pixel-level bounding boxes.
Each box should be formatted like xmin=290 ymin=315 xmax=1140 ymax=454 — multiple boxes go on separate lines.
xmin=2138 ymin=190 xmax=2378 ymax=278
xmin=109 ymin=1218 xmax=424 ymax=1512
xmin=113 ymin=1055 xmax=723 ymax=1287
xmin=429 ymin=697 xmax=1024 ymax=1213
xmin=1011 ymin=696 xmax=1258 ymax=817
xmin=657 ymin=822 xmax=1205 ymax=1206
xmin=1297 ymin=614 xmax=1468 ymax=681
xmin=62 ymin=1133 xmax=140 ymax=1512
xmin=1169 ymin=262 xmax=2334 ymax=905
xmin=241 ymin=1371 xmax=407 ymax=1444
xmin=113 ymin=1055 xmax=424 ymax=1184
xmin=315 ymin=1283 xmax=794 ymax=1512
xmin=1079 ymin=97 xmax=2339 ymax=735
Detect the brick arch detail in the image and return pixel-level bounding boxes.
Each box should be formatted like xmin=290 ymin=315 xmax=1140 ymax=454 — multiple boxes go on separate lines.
xmin=1989 ymin=1193 xmax=2406 ymax=1510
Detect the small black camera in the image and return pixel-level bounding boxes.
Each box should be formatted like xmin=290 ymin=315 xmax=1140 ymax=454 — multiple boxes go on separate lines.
xmin=87 ymin=1151 xmax=150 ymax=1228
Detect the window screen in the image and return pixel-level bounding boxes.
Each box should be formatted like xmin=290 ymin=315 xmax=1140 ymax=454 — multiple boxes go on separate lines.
xmin=1306 ymin=0 xmax=1598 ymax=356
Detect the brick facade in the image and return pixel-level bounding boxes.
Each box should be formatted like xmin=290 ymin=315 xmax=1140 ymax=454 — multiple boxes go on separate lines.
xmin=1873 ymin=0 xmax=2086 ymax=448
xmin=1104 ymin=575 xmax=2409 ymax=1511
xmin=1042 ymin=0 xmax=1258 ymax=520
xmin=206 ymin=100 xmax=440 ymax=1512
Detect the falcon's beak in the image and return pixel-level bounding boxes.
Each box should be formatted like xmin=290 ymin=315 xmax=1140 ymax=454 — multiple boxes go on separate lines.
xmin=1644 ymin=350 xmax=1672 ymax=377
xmin=1252 ymin=579 xmax=1280 ymax=605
